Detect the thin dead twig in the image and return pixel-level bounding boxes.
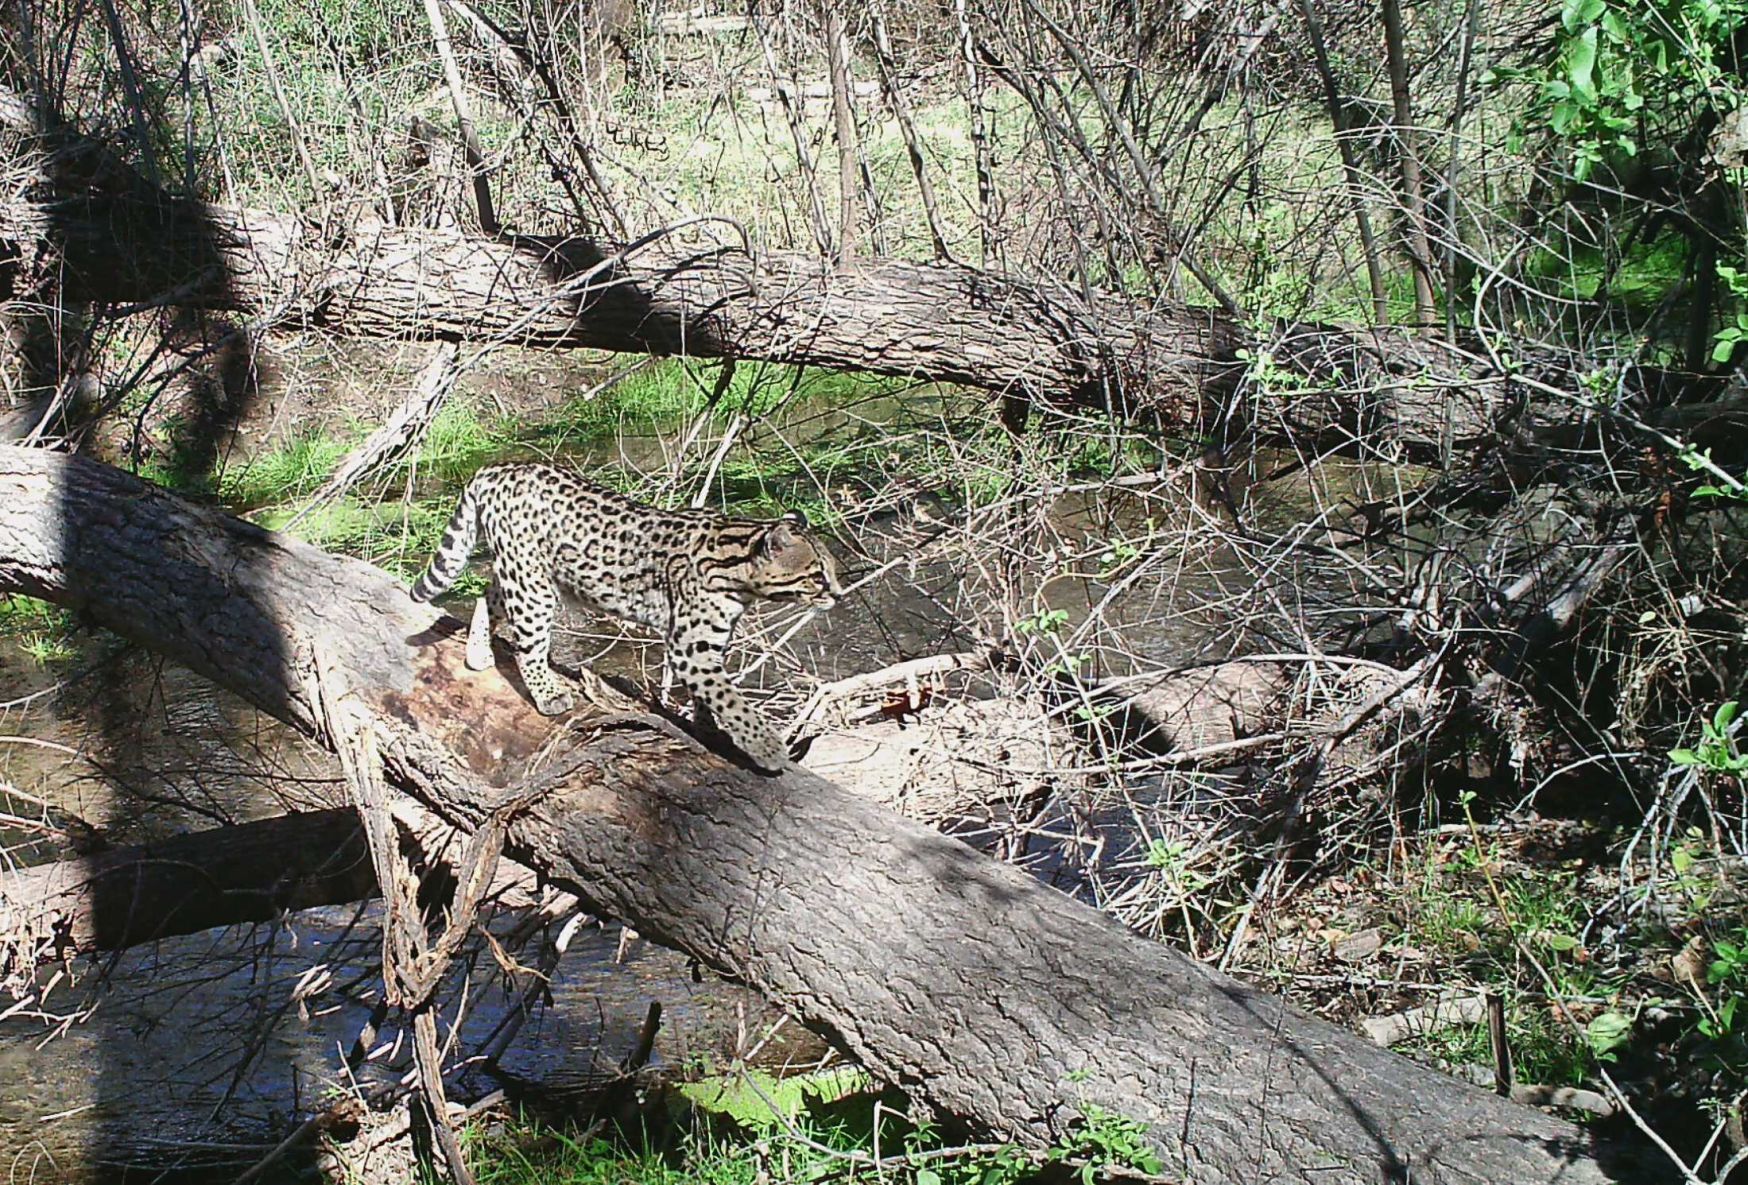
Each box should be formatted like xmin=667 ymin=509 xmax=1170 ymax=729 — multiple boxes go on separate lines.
xmin=288 ymin=342 xmax=463 ymax=529
xmin=422 ymin=0 xmax=499 ymax=234
xmin=238 ymin=0 xmax=325 ymax=203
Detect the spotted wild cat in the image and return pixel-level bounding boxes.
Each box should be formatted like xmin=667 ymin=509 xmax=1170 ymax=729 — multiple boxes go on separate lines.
xmin=409 ymin=463 xmax=843 ymax=771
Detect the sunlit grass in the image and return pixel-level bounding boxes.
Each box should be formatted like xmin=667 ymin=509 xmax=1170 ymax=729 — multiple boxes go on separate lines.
xmin=1384 ymin=839 xmax=1622 ymax=1091
xmin=0 ymin=597 xmax=77 ymax=666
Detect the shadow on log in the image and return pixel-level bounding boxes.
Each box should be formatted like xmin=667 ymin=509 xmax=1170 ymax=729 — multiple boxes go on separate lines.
xmin=0 ymin=808 xmax=371 ymax=982
xmin=0 ymin=443 xmax=1647 ymax=1183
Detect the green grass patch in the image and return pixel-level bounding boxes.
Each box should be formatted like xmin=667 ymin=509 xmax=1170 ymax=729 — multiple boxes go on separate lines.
xmin=527 ymin=360 xmax=921 ymax=455
xmin=220 ymin=428 xmax=357 ymax=507
xmin=1389 ymin=838 xmax=1622 ymax=1090
xmin=525 ymin=362 xmax=710 ymax=454
xmin=413 ymin=400 xmax=521 ymax=486
xmin=253 ymin=496 xmax=477 ymax=590
xmin=463 ymin=1068 xmax=897 ymax=1185
xmin=1403 ymin=999 xmax=1592 ymax=1090
xmin=0 ymin=597 xmax=77 ymax=665
xmin=463 ymin=1066 xmax=1165 ymax=1185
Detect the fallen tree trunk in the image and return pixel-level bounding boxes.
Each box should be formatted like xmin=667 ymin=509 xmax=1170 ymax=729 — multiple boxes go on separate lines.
xmin=0 ymin=101 xmax=1572 ymax=455
xmin=0 ymin=808 xmax=371 ymax=984
xmin=6 ymin=94 xmax=1717 ymax=463
xmin=10 ymin=182 xmax=1610 ymax=454
xmin=0 ymin=795 xmax=563 ymax=987
xmin=2 ymin=178 xmax=1239 ymax=417
xmin=0 ymin=443 xmax=1638 ymax=1183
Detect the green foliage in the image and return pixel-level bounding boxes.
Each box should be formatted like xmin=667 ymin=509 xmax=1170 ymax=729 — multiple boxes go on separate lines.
xmin=1702 ymin=928 xmax=1748 ymax=1041
xmin=1669 ymin=701 xmax=1747 ymax=775
xmin=1709 ymin=265 xmax=1748 ymax=361
xmin=1500 ymin=0 xmax=1748 ymax=181
xmin=1094 ymin=527 xmax=1150 ymax=577
xmin=0 ymin=596 xmax=63 ymax=634
xmin=417 ymin=401 xmax=519 ymax=485
xmin=464 ymin=1069 xmax=1168 ymax=1185
xmin=1049 ymin=1105 xmax=1164 ymax=1184
xmin=676 ymin=1068 xmax=869 ymax=1133
xmin=1392 ymin=842 xmax=1612 ymax=1088
xmin=216 ymin=429 xmax=356 ymax=507
xmin=1014 ymin=608 xmax=1070 ymax=637
xmin=1674 ymin=442 xmax=1748 ymax=501
xmin=0 ymin=597 xmax=77 ymax=666
xmin=1236 ymin=346 xmax=1322 ymax=401
xmin=1585 ymin=1009 xmax=1634 ymax=1061
xmin=1491 ymin=0 xmax=1748 ymax=363
xmin=467 ymin=1124 xmax=744 ymax=1185
xmin=1406 ymin=1003 xmax=1595 ymax=1089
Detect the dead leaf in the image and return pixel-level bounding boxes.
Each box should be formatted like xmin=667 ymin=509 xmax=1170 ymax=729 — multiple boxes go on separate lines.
xmin=1334 ymin=928 xmax=1384 ymax=963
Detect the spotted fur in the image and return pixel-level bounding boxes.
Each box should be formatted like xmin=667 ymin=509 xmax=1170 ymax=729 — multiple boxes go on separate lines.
xmin=409 ymin=463 xmax=843 ymax=771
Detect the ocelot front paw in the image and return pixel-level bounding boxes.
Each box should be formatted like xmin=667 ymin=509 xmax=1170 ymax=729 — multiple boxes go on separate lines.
xmin=729 ymin=720 xmax=790 ymax=773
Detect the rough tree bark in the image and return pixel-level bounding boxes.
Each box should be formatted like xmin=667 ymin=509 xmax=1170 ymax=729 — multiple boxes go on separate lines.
xmin=0 ymin=443 xmax=1639 ymax=1184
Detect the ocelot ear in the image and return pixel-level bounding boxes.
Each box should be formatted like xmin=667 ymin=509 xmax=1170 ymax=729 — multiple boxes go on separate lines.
xmin=762 ymin=512 xmax=806 ymax=554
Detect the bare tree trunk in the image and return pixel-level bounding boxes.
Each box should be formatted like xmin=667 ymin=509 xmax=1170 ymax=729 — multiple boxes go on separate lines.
xmin=954 ymin=0 xmax=1001 ymax=267
xmin=1299 ymin=0 xmax=1389 ymax=326
xmin=0 ymin=101 xmax=1717 ymax=464
xmin=754 ymin=23 xmax=835 ymax=259
xmin=870 ymin=7 xmax=951 ymax=262
xmin=826 ymin=5 xmax=861 ymax=265
xmin=422 ymin=0 xmax=499 ymax=233
xmin=0 ymin=795 xmax=563 ymax=979
xmin=1379 ymin=0 xmax=1438 ymax=325
xmin=238 ymin=0 xmax=322 ymax=202
xmin=0 ymin=809 xmax=373 ymax=975
xmin=1442 ymin=0 xmax=1483 ymax=344
xmin=0 ymin=444 xmax=1637 ymax=1185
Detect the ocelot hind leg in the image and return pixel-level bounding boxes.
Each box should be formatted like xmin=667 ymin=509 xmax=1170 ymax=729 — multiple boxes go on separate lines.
xmin=464 ymin=585 xmax=500 ymax=672
xmin=474 ymin=578 xmax=632 ymax=711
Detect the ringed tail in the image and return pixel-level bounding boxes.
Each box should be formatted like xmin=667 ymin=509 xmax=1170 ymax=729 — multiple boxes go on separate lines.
xmin=409 ymin=478 xmax=483 ymax=602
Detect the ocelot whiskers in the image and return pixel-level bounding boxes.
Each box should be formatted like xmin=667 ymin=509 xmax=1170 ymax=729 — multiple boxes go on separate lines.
xmin=409 ymin=463 xmax=843 ymax=771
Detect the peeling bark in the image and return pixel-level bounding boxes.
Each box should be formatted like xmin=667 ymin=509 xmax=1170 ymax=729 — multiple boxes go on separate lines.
xmin=0 ymin=443 xmax=1636 ymax=1184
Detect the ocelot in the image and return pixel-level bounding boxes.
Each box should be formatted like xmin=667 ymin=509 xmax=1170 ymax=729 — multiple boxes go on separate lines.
xmin=409 ymin=462 xmax=843 ymax=771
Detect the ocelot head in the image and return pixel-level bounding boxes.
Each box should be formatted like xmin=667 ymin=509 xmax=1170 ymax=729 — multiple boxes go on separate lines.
xmin=748 ymin=511 xmax=843 ymax=609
